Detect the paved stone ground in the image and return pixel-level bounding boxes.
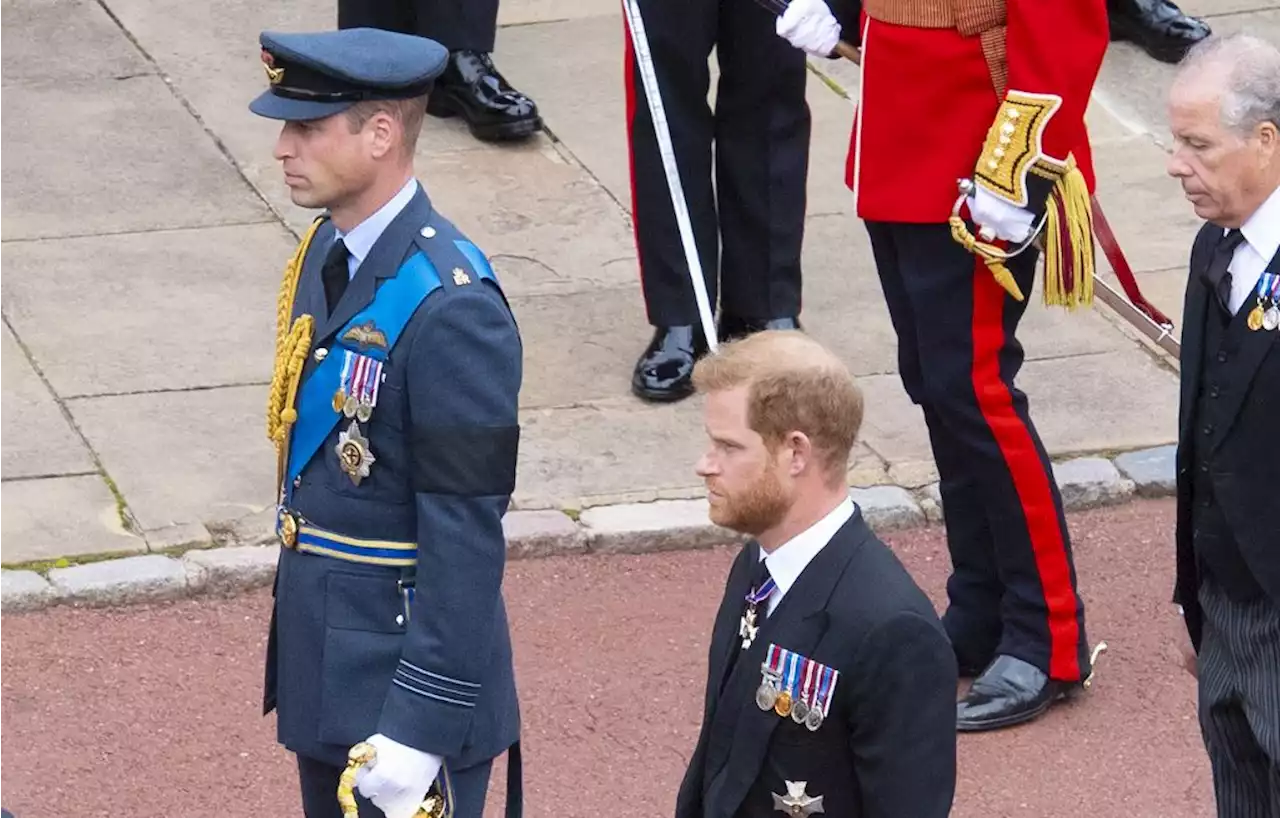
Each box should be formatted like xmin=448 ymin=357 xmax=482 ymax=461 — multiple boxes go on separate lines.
xmin=0 ymin=499 xmax=1217 ymax=818
xmin=2 ymin=0 xmax=1277 ymax=566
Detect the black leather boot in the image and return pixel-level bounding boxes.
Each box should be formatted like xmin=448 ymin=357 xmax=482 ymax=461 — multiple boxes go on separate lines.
xmin=427 ymin=50 xmax=543 ymax=141
xmin=1108 ymin=0 xmax=1210 ymax=64
xmin=631 ymin=326 xmax=710 ymax=403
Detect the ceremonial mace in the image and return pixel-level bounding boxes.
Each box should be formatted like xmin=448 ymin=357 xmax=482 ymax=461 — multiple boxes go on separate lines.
xmin=750 ymin=0 xmax=1179 ymax=361
xmin=621 ymin=0 xmax=720 ymax=354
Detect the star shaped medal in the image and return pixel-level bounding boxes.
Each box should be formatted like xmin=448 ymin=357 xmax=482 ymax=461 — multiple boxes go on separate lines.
xmin=336 ymin=420 xmax=375 ymax=485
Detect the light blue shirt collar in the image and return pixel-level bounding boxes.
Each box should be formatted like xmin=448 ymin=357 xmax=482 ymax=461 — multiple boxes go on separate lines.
xmin=333 ymin=177 xmax=419 ymax=279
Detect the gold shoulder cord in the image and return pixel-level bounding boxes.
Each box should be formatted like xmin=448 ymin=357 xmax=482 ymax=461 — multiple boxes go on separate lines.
xmin=266 ymin=217 xmax=324 ymax=496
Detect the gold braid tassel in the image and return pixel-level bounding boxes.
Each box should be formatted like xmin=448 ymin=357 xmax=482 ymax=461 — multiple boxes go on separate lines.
xmin=948 ymin=214 xmax=1026 ymax=302
xmin=266 ymin=217 xmax=324 ymax=460
xmin=1040 ymin=156 xmax=1096 ymax=310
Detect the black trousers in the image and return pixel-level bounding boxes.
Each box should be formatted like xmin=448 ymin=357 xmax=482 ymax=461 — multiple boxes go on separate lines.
xmin=337 ymin=0 xmax=499 ymax=52
xmin=624 ymin=0 xmax=809 ymax=327
xmin=864 ymin=221 xmax=1091 ymax=682
xmin=1197 ymin=576 xmax=1280 ymax=817
xmin=297 ymin=753 xmax=494 ymax=818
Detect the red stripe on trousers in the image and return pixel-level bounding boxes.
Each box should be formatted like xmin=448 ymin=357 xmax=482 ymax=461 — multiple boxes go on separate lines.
xmin=969 ymin=261 xmax=1081 ymax=681
xmin=620 ymin=9 xmax=643 ymax=281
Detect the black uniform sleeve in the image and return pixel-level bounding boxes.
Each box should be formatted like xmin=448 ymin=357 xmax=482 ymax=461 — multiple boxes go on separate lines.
xmin=831 ymin=0 xmax=863 ymax=45
xmin=845 ymin=611 xmax=958 ymax=818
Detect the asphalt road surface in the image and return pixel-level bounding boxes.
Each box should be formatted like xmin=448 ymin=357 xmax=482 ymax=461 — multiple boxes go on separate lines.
xmin=1 ymin=498 xmax=1214 ymax=817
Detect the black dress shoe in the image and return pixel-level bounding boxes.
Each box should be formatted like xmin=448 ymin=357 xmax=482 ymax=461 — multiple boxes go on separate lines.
xmin=1108 ymin=0 xmax=1210 ymax=64
xmin=631 ymin=326 xmax=709 ymax=403
xmin=426 ymin=50 xmax=543 ymax=141
xmin=956 ymin=655 xmax=1080 ymax=731
xmin=717 ymin=315 xmax=802 ymax=343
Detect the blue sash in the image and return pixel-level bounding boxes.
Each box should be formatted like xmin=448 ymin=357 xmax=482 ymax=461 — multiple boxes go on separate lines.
xmin=285 ymin=251 xmax=440 ymax=502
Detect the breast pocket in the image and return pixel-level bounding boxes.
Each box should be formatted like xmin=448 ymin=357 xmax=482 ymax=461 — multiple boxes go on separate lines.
xmin=317 ymin=571 xmax=408 ymax=746
xmin=323 ymin=381 xmax=414 ymax=504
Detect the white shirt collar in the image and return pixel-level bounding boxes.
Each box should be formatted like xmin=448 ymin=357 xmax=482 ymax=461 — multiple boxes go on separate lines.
xmin=334 ymin=177 xmax=419 ymax=277
xmin=1238 ymin=183 xmax=1280 ymax=267
xmin=759 ymin=495 xmax=856 ymax=604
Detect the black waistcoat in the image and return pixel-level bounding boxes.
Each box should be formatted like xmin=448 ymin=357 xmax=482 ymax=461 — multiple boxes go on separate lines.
xmin=1191 ymin=298 xmax=1267 ymax=601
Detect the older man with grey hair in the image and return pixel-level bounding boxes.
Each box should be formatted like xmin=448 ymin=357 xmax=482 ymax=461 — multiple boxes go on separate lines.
xmin=1166 ymin=31 xmax=1280 ymax=817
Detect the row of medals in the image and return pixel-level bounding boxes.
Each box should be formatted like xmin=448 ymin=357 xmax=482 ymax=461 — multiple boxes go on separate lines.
xmin=333 ymin=385 xmax=374 ymax=422
xmin=756 ymin=667 xmax=826 ymax=731
xmin=1246 ymin=293 xmax=1280 ymax=332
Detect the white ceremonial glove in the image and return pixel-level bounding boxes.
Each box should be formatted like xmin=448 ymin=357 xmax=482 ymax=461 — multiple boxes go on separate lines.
xmin=776 ymin=0 xmax=841 ymax=57
xmin=354 ymin=733 xmax=443 ymax=818
xmin=968 ymin=186 xmax=1036 ymax=243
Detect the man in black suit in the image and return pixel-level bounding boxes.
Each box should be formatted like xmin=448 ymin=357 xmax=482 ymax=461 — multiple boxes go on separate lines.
xmin=677 ymin=329 xmax=957 ymax=818
xmin=1166 ymin=33 xmax=1280 ymax=817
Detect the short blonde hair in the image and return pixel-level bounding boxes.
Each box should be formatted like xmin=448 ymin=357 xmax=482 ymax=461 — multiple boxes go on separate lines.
xmin=692 ymin=330 xmax=864 ymax=482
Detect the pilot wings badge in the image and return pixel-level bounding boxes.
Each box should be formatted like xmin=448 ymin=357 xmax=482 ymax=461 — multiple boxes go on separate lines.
xmin=342 ymin=320 xmax=389 ymax=352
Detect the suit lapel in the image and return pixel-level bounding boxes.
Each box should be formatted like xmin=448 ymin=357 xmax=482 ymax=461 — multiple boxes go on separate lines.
xmin=708 ymin=543 xmax=758 ymax=703
xmin=314 ymin=184 xmax=433 ymax=345
xmin=1178 ymin=237 xmax=1211 ymax=442
xmin=296 ymin=219 xmax=334 ymax=326
xmin=702 ymin=512 xmax=870 ymax=807
xmin=1211 ymin=245 xmax=1280 ymax=454
xmin=293 ymin=219 xmax=334 ymax=384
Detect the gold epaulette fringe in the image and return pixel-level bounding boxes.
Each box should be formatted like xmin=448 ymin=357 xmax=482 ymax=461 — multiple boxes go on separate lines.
xmin=266 ymin=217 xmax=324 ymax=470
xmin=1039 ymin=157 xmax=1096 ymax=310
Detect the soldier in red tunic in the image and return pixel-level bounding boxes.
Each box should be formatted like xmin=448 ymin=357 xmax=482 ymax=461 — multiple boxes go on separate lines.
xmin=776 ymin=0 xmax=1107 ymax=730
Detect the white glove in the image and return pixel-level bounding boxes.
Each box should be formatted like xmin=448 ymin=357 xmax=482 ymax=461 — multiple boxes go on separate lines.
xmin=776 ymin=0 xmax=841 ymax=57
xmin=968 ymin=186 xmax=1036 ymax=243
xmin=354 ymin=733 xmax=443 ymax=818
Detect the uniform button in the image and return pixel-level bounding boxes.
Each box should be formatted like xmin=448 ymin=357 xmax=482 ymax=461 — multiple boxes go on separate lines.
xmin=293 ymin=476 xmax=302 ymax=489
xmin=314 ymin=348 xmax=328 ymax=362
xmin=1210 ymin=385 xmax=1221 ymax=398
xmin=420 ymin=226 xmax=437 ymax=238
xmin=1218 ymin=351 xmax=1229 ymax=363
xmin=1200 ymin=464 xmax=1209 ymax=473
xmin=1203 ymin=424 xmax=1214 ymax=435
xmin=396 ymin=614 xmax=405 ymax=626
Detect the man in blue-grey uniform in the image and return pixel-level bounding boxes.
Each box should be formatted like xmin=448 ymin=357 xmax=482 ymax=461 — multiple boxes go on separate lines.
xmin=250 ymin=27 xmax=523 ymax=818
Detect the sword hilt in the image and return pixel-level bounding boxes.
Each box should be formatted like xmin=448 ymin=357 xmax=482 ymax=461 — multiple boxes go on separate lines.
xmin=337 ymin=743 xmax=448 ymax=818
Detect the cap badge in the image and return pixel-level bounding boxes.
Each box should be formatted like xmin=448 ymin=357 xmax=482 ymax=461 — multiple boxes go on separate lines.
xmin=261 ymin=49 xmax=284 ymax=85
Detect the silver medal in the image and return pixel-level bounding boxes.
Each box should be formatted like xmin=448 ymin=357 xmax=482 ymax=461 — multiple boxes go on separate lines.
xmin=756 ymin=667 xmax=781 ymax=711
xmin=790 ymin=696 xmax=810 ymax=724
xmin=1265 ymin=306 xmax=1279 ymax=331
xmin=805 ymin=706 xmax=824 ymax=731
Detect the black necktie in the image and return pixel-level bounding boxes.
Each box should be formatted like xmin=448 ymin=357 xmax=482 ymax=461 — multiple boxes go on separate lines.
xmin=322 ymin=238 xmax=351 ymax=314
xmin=1203 ymin=229 xmax=1246 ymax=313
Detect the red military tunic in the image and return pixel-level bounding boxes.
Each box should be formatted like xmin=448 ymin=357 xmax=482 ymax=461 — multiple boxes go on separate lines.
xmin=843 ymin=0 xmax=1108 ymax=226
